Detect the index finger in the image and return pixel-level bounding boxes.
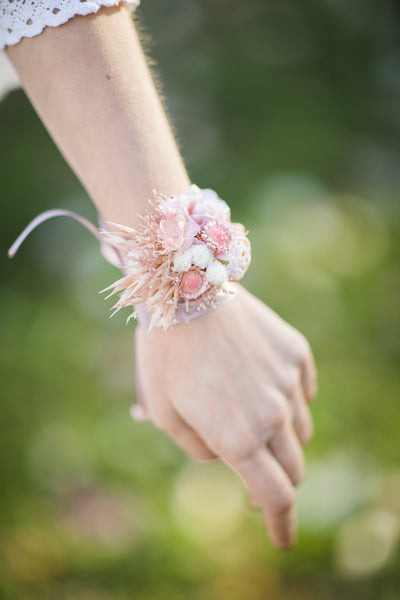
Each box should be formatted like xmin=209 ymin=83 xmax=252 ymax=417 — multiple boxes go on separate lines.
xmin=227 ymin=447 xmax=297 ymax=550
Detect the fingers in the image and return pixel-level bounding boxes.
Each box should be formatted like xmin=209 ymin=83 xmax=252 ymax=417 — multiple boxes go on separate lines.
xmin=300 ymin=345 xmax=318 ymax=402
xmin=152 ymin=402 xmax=217 ymax=462
xmin=262 ymin=501 xmax=297 ymax=552
xmin=268 ymin=422 xmax=305 ymax=486
xmin=229 ymin=448 xmax=297 ymax=550
xmin=172 ymin=393 xmax=299 ymax=549
xmin=289 ymin=384 xmax=314 ymax=446
xmin=248 ymin=384 xmax=309 ymax=480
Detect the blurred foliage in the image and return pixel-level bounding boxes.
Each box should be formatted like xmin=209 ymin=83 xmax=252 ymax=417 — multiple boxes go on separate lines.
xmin=1 ymin=0 xmax=400 ymax=598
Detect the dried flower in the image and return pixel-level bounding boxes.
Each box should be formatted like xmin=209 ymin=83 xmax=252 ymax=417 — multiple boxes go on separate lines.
xmin=159 ymin=213 xmax=199 ymax=251
xmin=173 ymin=248 xmax=193 ymax=272
xmin=179 ymin=267 xmax=209 ymax=299
xmin=206 ymin=260 xmax=229 ymax=286
xmin=100 ymin=185 xmax=251 ymax=331
xmin=190 ymin=244 xmax=214 ymax=269
xmin=200 ymin=222 xmax=232 ymax=253
xmin=218 ymin=236 xmax=251 ymax=281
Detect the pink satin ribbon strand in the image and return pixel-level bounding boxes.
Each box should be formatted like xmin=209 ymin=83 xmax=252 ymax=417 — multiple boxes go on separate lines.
xmin=8 ymin=208 xmax=102 ymax=259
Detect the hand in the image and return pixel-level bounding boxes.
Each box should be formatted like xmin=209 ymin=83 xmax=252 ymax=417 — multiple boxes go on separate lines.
xmin=134 ymin=285 xmax=317 ymax=550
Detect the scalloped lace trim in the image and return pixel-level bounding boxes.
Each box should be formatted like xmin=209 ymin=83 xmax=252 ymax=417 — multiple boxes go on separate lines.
xmin=1 ymin=0 xmax=140 ymax=50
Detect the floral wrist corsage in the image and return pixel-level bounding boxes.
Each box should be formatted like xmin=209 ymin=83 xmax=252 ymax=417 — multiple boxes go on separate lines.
xmin=101 ymin=185 xmax=251 ymax=331
xmin=8 ymin=185 xmax=251 ymax=332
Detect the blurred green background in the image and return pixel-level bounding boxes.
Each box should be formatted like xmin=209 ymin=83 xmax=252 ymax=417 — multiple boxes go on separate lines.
xmin=1 ymin=0 xmax=400 ymax=598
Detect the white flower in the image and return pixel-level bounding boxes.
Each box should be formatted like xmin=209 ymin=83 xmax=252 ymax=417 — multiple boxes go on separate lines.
xmin=190 ymin=244 xmax=214 ymax=269
xmin=206 ymin=260 xmax=229 ymax=285
xmin=173 ymin=248 xmax=193 ymax=272
xmin=216 ymin=231 xmax=251 ymax=281
xmin=224 ymin=236 xmax=251 ymax=280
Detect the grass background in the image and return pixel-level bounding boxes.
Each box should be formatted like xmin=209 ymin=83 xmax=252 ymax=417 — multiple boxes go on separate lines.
xmin=1 ymin=0 xmax=400 ymax=598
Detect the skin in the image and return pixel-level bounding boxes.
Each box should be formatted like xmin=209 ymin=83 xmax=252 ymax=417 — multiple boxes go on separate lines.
xmin=135 ymin=285 xmax=316 ymax=549
xmin=6 ymin=3 xmax=317 ymax=550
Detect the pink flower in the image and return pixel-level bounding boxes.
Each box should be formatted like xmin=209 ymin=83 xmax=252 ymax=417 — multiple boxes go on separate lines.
xmin=179 ymin=266 xmax=209 ymax=299
xmin=159 ymin=213 xmax=199 ymax=251
xmin=200 ymin=222 xmax=232 ymax=253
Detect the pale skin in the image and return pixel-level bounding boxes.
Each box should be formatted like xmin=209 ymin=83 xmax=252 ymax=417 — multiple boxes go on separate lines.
xmin=7 ymin=3 xmax=317 ymax=550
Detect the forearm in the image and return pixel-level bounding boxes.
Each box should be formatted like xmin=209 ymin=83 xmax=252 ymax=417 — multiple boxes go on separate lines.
xmin=6 ymin=4 xmax=190 ymax=227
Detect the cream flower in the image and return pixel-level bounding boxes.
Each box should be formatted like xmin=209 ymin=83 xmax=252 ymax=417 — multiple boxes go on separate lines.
xmin=173 ymin=248 xmax=193 ymax=272
xmin=190 ymin=244 xmax=214 ymax=269
xmin=206 ymin=260 xmax=229 ymax=286
xmin=220 ymin=236 xmax=251 ymax=280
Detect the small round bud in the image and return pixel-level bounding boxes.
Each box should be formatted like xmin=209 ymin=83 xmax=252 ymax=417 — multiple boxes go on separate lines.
xmin=173 ymin=248 xmax=193 ymax=272
xmin=191 ymin=244 xmax=214 ymax=269
xmin=206 ymin=260 xmax=229 ymax=285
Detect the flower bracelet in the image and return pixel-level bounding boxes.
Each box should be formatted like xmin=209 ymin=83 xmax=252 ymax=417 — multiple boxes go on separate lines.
xmin=8 ymin=185 xmax=251 ymax=332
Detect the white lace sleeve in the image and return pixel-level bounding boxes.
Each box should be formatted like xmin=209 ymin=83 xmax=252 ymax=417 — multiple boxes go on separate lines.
xmin=0 ymin=0 xmax=140 ymax=50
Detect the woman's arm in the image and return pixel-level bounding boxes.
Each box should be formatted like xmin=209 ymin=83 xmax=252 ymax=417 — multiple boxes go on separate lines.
xmin=6 ymin=4 xmax=317 ymax=550
xmin=6 ymin=4 xmax=189 ymax=227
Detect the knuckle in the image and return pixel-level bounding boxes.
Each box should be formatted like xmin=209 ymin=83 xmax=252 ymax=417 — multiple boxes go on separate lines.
xmin=287 ymin=329 xmax=311 ymax=365
xmin=277 ymin=369 xmax=299 ymax=398
xmin=216 ymin=426 xmax=259 ymax=464
xmin=265 ymin=393 xmax=290 ymax=430
xmin=296 ymin=334 xmax=313 ymax=366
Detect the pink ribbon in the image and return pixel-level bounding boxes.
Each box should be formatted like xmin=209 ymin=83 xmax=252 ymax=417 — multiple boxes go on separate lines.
xmin=8 ymin=209 xmax=101 ymax=258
